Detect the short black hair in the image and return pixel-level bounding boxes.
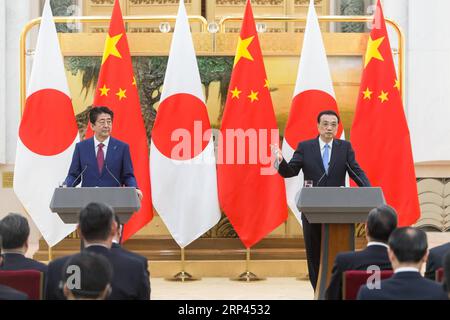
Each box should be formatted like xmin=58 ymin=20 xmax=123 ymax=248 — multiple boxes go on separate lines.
xmin=89 ymin=106 xmax=114 ymax=125
xmin=79 ymin=202 xmax=114 ymax=242
xmin=62 ymin=251 xmax=113 ymax=299
xmin=367 ymin=205 xmax=398 ymax=243
xmin=0 ymin=213 xmax=30 ymax=249
xmin=443 ymin=251 xmax=450 ymax=293
xmin=317 ymin=110 xmax=340 ymax=124
xmin=388 ymin=227 xmax=428 ymax=263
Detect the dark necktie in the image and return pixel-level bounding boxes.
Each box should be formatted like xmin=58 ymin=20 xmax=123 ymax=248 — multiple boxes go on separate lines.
xmin=97 ymin=143 xmax=104 ymax=174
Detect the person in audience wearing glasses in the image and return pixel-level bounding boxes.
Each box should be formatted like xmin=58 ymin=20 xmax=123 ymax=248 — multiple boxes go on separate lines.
xmin=274 ymin=110 xmax=370 ymax=290
xmin=357 ymin=227 xmax=448 ymax=300
xmin=325 ymin=204 xmax=397 ymax=300
xmin=61 ymin=251 xmax=113 ymax=300
xmin=63 ymin=106 xmax=142 ymax=200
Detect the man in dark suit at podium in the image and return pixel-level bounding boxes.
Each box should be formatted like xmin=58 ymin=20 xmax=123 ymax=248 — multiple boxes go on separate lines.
xmin=275 ymin=110 xmax=370 ymax=290
xmin=425 ymin=241 xmax=450 ymax=280
xmin=64 ymin=106 xmax=142 ymax=200
xmin=325 ymin=205 xmax=397 ymax=299
xmin=46 ymin=202 xmax=150 ymax=300
xmin=357 ymin=227 xmax=448 ymax=300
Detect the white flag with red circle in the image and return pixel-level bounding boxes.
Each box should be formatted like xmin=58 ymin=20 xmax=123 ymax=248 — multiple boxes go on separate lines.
xmin=150 ymin=0 xmax=221 ymax=248
xmin=282 ymin=0 xmax=344 ymax=222
xmin=13 ymin=0 xmax=79 ymax=246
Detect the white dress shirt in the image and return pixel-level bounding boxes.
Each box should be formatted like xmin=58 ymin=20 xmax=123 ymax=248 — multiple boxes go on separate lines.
xmin=394 ymin=267 xmax=420 ymax=274
xmin=366 ymin=241 xmax=389 ymax=249
xmin=94 ymin=136 xmax=110 ymax=159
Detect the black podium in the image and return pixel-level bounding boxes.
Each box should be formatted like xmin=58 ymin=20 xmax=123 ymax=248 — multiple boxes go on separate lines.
xmin=297 ymin=187 xmax=385 ymax=300
xmin=49 ymin=187 xmax=141 ymax=224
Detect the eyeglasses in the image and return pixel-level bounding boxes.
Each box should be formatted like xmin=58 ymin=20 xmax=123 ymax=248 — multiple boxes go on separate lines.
xmin=320 ymin=122 xmax=338 ymax=128
xmin=95 ymin=120 xmax=112 ymax=126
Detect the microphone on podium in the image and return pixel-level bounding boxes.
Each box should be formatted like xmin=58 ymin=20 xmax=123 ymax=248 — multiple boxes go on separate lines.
xmin=70 ymin=164 xmax=88 ymax=187
xmin=346 ymin=162 xmax=366 ymax=187
xmin=105 ymin=163 xmax=121 ymax=187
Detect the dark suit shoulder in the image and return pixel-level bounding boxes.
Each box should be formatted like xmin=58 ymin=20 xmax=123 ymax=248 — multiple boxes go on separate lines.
xmin=76 ymin=137 xmax=93 ymax=147
xmin=1 ymin=254 xmax=48 ymax=273
xmin=430 ymin=242 xmax=450 ymax=257
xmin=298 ymin=138 xmax=317 ymax=148
xmin=112 ymin=246 xmax=147 ymax=266
xmin=109 ymin=136 xmax=129 ymax=148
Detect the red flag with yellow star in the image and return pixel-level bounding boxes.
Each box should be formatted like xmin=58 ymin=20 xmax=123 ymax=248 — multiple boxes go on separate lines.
xmin=217 ymin=0 xmax=287 ymax=248
xmin=87 ymin=0 xmax=152 ymax=240
xmin=350 ymin=0 xmax=419 ymax=226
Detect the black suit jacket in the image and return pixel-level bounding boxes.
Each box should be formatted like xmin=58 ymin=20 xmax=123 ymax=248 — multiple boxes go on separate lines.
xmin=357 ymin=271 xmax=448 ymax=300
xmin=0 ymin=253 xmax=48 ymax=275
xmin=0 ymin=284 xmax=28 ymax=300
xmin=278 ymin=138 xmax=370 ymax=187
xmin=325 ymin=244 xmax=392 ymax=300
xmin=111 ymin=242 xmax=150 ymax=282
xmin=46 ymin=245 xmax=150 ymax=300
xmin=425 ymin=242 xmax=450 ymax=280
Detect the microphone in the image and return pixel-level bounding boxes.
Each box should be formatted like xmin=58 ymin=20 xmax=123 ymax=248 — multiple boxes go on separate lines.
xmin=346 ymin=162 xmax=366 ymax=187
xmin=316 ymin=171 xmax=327 ymax=186
xmin=105 ymin=163 xmax=121 ymax=187
xmin=70 ymin=165 xmax=88 ymax=187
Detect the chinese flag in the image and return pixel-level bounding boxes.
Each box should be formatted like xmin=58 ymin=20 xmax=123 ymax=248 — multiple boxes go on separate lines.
xmin=351 ymin=0 xmax=419 ymax=226
xmin=217 ymin=0 xmax=288 ymax=248
xmin=87 ymin=0 xmax=152 ymax=240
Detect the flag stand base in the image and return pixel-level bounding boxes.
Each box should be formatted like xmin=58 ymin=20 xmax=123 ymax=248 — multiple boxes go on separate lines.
xmin=231 ymin=271 xmax=266 ymax=282
xmin=230 ymin=248 xmax=266 ymax=282
xmin=165 ymin=248 xmax=200 ymax=282
xmin=165 ymin=271 xmax=200 ymax=282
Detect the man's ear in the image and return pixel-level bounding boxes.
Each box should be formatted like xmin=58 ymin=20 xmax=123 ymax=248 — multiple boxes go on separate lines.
xmin=111 ymin=220 xmax=118 ymax=237
xmin=388 ymin=248 xmax=396 ymax=264
xmin=63 ymin=284 xmax=72 ymax=300
xmin=99 ymin=284 xmax=112 ymax=300
xmin=422 ymin=249 xmax=430 ymax=264
xmin=77 ymin=225 xmax=83 ymax=240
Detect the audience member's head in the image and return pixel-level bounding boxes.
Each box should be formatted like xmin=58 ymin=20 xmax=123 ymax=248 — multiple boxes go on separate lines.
xmin=0 ymin=213 xmax=30 ymax=253
xmin=388 ymin=227 xmax=428 ymax=270
xmin=443 ymin=251 xmax=450 ymax=298
xmin=78 ymin=202 xmax=117 ymax=246
xmin=62 ymin=251 xmax=113 ymax=300
xmin=365 ymin=205 xmax=398 ymax=243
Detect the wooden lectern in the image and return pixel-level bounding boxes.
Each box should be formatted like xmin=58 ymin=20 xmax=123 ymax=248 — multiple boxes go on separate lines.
xmin=49 ymin=187 xmax=141 ymax=224
xmin=297 ymin=187 xmax=385 ymax=300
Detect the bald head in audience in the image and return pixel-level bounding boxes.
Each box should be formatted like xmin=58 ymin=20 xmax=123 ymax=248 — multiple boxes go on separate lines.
xmin=388 ymin=227 xmax=428 ymax=270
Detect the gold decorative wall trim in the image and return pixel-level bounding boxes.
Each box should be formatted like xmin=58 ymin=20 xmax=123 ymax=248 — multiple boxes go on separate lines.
xmin=129 ymin=0 xmax=192 ymax=4
xmin=2 ymin=171 xmax=14 ymax=188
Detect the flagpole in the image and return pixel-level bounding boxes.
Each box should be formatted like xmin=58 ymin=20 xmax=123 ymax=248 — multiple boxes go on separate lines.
xmin=232 ymin=248 xmax=265 ymax=282
xmin=166 ymin=247 xmax=199 ymax=282
xmin=47 ymin=246 xmax=52 ymax=261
